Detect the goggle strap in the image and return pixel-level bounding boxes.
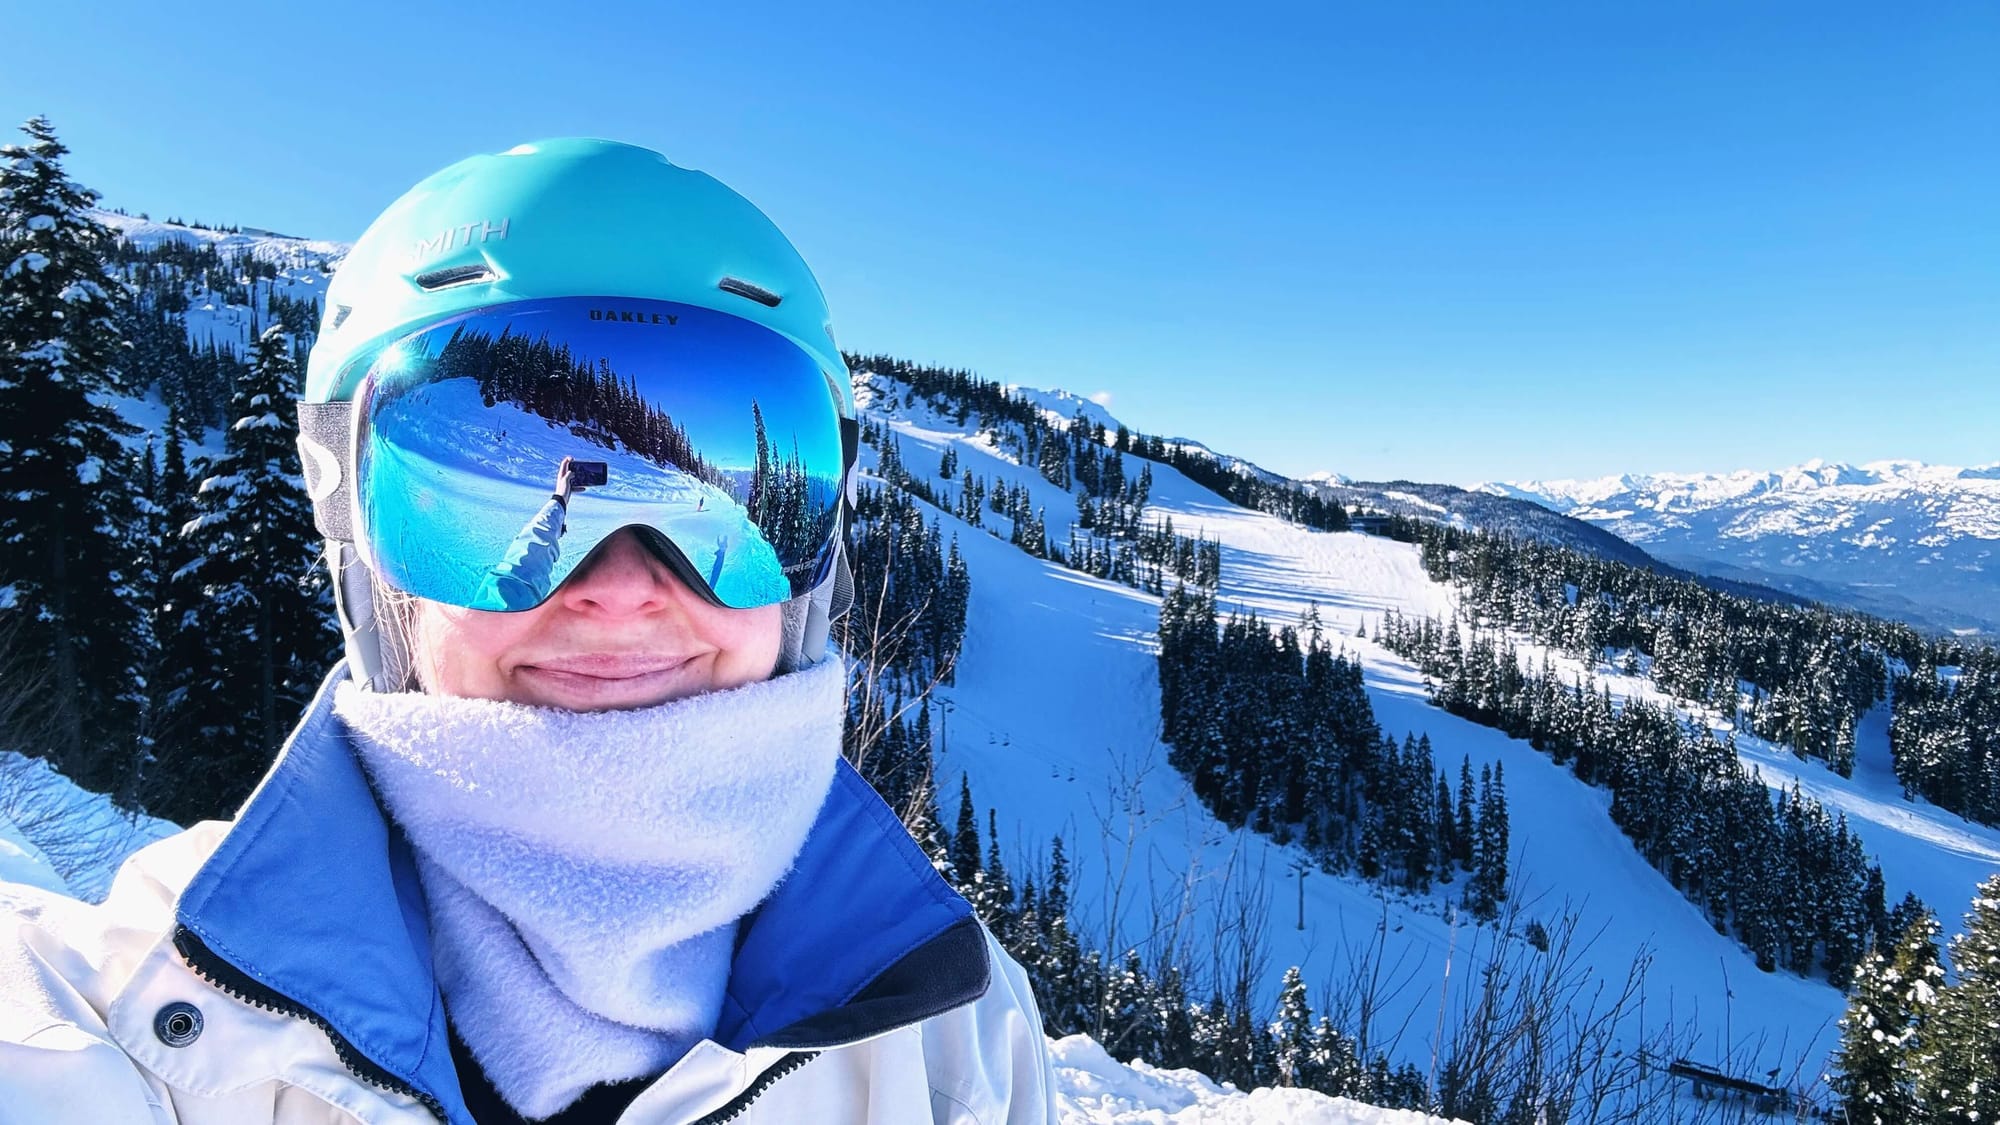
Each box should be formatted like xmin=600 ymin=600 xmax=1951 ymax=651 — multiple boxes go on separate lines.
xmin=830 ymin=535 xmax=855 ymax=619
xmin=329 ymin=541 xmax=393 ymax=691
xmin=297 ymin=401 xmax=357 ymax=542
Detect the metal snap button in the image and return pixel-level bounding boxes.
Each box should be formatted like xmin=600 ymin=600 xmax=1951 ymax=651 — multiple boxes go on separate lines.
xmin=154 ymin=1001 xmax=203 ymax=1047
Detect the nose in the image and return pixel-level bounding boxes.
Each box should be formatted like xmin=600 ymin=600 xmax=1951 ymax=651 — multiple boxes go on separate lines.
xmin=555 ymin=528 xmax=691 ymax=616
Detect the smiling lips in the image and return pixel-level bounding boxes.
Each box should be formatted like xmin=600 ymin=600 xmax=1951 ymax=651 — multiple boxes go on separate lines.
xmin=515 ymin=652 xmax=707 ymax=705
xmin=522 ymin=653 xmax=697 ymax=679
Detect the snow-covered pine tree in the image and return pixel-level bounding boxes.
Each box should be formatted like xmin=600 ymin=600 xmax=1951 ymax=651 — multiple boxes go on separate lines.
xmin=1189 ymin=991 xmax=1233 ymax=1086
xmin=1269 ymin=965 xmax=1317 ymax=1088
xmin=1482 ymin=761 xmax=1509 ymax=898
xmin=1152 ymin=962 xmax=1196 ymax=1070
xmin=1036 ymin=834 xmax=1086 ymax=1031
xmin=1100 ymin=949 xmax=1160 ymax=1063
xmin=1454 ymin=755 xmax=1477 ymax=867
xmin=0 ymin=116 xmax=146 ymax=789
xmin=1467 ymin=761 xmax=1511 ymax=920
xmin=1311 ymin=1017 xmax=1367 ymax=1099
xmin=1401 ymin=733 xmax=1436 ymax=891
xmin=1831 ymin=908 xmax=1943 ymax=1125
xmin=134 ymin=408 xmax=217 ymax=814
xmin=115 ymin=437 xmax=167 ymax=804
xmin=1433 ymin=769 xmax=1455 ymax=884
xmin=1918 ymin=876 xmax=2000 ymax=1121
xmin=168 ymin=323 xmax=336 ymax=821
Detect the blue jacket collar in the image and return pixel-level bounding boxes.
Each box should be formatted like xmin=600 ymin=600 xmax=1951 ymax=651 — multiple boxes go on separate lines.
xmin=174 ymin=664 xmax=985 ymax=1124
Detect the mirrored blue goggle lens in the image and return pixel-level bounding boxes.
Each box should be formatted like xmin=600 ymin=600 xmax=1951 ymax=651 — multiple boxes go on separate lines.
xmin=354 ymin=297 xmax=844 ymax=612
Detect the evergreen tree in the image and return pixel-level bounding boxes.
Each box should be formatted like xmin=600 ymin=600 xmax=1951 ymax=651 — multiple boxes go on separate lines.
xmin=1467 ymin=762 xmax=1511 ymax=920
xmin=165 ymin=324 xmax=337 ymax=820
xmin=1832 ymin=910 xmax=1944 ymax=1125
xmin=1433 ymin=769 xmax=1455 ymax=883
xmin=951 ymin=773 xmax=982 ymax=886
xmin=1038 ymin=835 xmax=1085 ymax=1031
xmin=1190 ymin=992 xmax=1234 ymax=1086
xmin=1101 ymin=949 xmax=1160 ymax=1062
xmin=0 ymin=115 xmax=146 ymax=789
xmin=1920 ymin=876 xmax=2000 ymax=1121
xmin=1454 ymin=756 xmax=1477 ymax=867
xmin=1312 ymin=1018 xmax=1367 ymax=1099
xmin=1153 ymin=963 xmax=1196 ymax=1070
xmin=138 ymin=408 xmax=217 ymax=808
xmin=973 ymin=807 xmax=1017 ymax=940
xmin=1269 ymin=966 xmax=1317 ymax=1088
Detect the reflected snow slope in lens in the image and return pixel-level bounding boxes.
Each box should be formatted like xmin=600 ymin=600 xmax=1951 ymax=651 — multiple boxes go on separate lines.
xmin=365 ymin=378 xmax=791 ymax=609
xmin=356 ymin=297 xmax=843 ymax=610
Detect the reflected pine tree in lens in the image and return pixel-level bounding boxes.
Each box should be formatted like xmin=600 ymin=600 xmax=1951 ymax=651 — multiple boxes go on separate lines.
xmin=746 ymin=400 xmax=836 ymax=567
xmin=749 ymin=402 xmax=774 ymax=526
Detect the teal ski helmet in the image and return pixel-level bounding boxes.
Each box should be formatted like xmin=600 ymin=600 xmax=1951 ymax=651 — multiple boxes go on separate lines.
xmin=300 ymin=138 xmax=855 ymax=690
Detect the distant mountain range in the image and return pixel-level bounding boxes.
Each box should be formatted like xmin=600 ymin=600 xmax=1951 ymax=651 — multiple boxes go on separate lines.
xmin=1476 ymin=460 xmax=2000 ymax=636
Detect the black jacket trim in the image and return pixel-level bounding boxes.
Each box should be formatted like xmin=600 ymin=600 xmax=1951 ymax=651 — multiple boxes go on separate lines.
xmin=752 ymin=916 xmax=991 ymax=1050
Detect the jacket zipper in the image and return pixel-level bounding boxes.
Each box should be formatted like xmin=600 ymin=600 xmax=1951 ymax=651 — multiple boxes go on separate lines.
xmin=686 ymin=1050 xmax=820 ymax=1124
xmin=177 ymin=924 xmax=830 ymax=1123
xmin=172 ymin=925 xmax=450 ymax=1122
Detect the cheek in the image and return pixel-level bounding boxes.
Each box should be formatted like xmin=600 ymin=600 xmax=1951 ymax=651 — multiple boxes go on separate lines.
xmin=709 ymin=603 xmax=786 ymax=686
xmin=415 ymin=603 xmax=526 ymax=700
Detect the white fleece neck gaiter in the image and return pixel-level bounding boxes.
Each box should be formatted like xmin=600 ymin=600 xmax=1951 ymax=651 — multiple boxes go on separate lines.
xmin=333 ymin=657 xmax=846 ymax=1120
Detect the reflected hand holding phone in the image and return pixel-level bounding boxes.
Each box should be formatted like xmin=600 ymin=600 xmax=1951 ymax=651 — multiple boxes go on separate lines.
xmin=554 ymin=457 xmax=610 ymax=506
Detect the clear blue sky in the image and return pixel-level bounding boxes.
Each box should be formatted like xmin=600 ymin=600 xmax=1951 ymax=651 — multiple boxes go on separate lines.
xmin=8 ymin=0 xmax=1996 ymax=484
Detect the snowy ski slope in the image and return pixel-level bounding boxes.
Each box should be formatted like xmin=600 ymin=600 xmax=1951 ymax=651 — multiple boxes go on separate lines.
xmin=858 ymin=374 xmax=2000 ymax=1098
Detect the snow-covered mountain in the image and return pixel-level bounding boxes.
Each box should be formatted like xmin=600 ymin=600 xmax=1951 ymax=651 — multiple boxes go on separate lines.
xmin=96 ymin=209 xmax=341 ymax=353
xmin=1479 ymin=460 xmax=2000 ymax=636
xmin=859 ymin=376 xmax=2000 ymax=1115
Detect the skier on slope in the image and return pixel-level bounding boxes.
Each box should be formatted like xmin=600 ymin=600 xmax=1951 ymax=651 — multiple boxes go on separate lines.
xmin=0 ymin=139 xmax=1056 ymax=1123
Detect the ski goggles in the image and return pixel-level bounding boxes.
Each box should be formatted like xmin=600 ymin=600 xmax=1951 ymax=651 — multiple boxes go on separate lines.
xmin=305 ymin=297 xmax=852 ymax=613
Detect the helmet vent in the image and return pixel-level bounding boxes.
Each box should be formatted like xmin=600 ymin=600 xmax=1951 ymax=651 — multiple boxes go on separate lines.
xmin=413 ymin=264 xmax=496 ymax=290
xmin=718 ymin=277 xmax=782 ymax=308
xmin=330 ymin=304 xmax=352 ymax=329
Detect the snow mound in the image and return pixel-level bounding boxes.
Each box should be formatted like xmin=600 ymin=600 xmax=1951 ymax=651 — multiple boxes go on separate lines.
xmin=0 ymin=751 xmax=180 ymax=903
xmin=1052 ymin=1035 xmax=1463 ymax=1124
xmin=0 ymin=810 xmax=68 ymax=895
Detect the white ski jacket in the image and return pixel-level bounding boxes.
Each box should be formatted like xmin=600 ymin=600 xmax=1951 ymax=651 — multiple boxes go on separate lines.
xmin=0 ymin=667 xmax=1056 ymax=1124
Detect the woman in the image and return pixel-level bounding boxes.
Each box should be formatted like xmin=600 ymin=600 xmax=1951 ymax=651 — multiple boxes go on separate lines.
xmin=0 ymin=138 xmax=1056 ymax=1123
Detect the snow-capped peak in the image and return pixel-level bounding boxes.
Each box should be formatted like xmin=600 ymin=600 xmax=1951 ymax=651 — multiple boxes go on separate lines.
xmin=91 ymin=209 xmax=350 ymax=268
xmin=1486 ymin=459 xmax=2000 ymax=510
xmin=1475 ymin=458 xmax=2000 ymax=634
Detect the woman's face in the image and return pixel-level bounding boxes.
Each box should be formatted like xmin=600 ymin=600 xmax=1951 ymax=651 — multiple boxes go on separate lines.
xmin=414 ymin=528 xmax=784 ymax=710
